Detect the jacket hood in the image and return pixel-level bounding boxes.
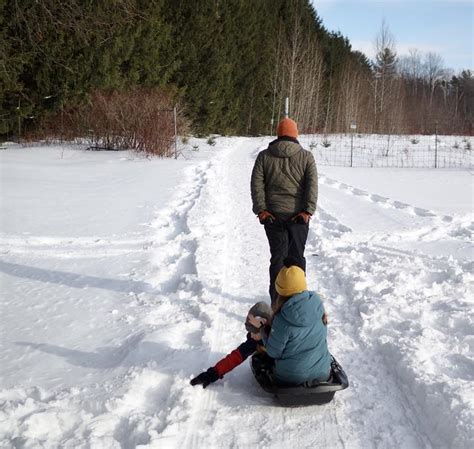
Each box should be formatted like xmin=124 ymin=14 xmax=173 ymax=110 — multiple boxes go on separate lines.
xmin=279 ymin=291 xmax=323 ymax=327
xmin=268 ymin=138 xmax=302 ymax=158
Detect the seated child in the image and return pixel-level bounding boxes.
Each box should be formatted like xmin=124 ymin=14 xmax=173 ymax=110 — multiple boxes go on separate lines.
xmin=190 ymin=258 xmax=330 ymax=388
xmin=261 ymin=259 xmax=331 ymax=385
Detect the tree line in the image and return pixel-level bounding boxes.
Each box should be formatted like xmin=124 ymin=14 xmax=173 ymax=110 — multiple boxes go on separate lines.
xmin=1 ymin=0 xmax=472 ymax=140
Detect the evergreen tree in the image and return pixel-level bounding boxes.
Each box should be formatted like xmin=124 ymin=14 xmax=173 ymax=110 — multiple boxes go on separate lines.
xmin=1 ymin=0 xmax=173 ymax=136
xmin=1 ymin=0 xmax=467 ymax=138
xmin=0 ymin=0 xmax=22 ymax=134
xmin=374 ymin=47 xmax=398 ymax=78
xmin=451 ymin=70 xmax=474 ymax=132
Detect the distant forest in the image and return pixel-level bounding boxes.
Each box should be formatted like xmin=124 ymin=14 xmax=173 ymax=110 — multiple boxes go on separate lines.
xmin=1 ymin=0 xmax=473 ymax=139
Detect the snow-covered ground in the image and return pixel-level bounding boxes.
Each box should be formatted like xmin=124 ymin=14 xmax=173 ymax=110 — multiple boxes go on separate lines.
xmin=0 ymin=138 xmax=472 ymax=449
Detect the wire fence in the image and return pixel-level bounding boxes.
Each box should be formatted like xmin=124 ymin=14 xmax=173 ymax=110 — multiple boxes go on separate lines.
xmin=299 ymin=133 xmax=473 ymax=169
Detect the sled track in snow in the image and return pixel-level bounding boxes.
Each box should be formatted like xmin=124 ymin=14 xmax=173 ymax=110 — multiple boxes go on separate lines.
xmin=148 ymin=143 xmax=249 ymax=448
xmin=172 ymin=139 xmax=349 ymax=449
xmin=319 ymin=172 xmax=472 ymax=257
xmin=177 ymin=139 xmax=273 ymax=449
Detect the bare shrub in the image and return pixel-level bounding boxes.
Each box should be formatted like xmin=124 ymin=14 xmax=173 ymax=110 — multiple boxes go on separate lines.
xmin=26 ymin=88 xmax=190 ymax=157
xmin=82 ymin=88 xmax=187 ymax=156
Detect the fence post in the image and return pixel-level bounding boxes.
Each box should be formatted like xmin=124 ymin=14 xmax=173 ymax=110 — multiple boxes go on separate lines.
xmin=434 ymin=121 xmax=438 ymax=168
xmin=60 ymin=99 xmax=64 ymax=144
xmin=386 ymin=133 xmax=391 ymax=157
xmin=350 ymin=121 xmax=356 ymax=167
xmin=16 ymin=99 xmax=21 ymax=143
xmin=350 ymin=132 xmax=353 ymax=167
xmin=173 ymin=105 xmax=178 ymax=159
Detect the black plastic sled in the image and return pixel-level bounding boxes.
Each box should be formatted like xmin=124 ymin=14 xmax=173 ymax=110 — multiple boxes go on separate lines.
xmin=251 ymin=353 xmax=349 ymax=406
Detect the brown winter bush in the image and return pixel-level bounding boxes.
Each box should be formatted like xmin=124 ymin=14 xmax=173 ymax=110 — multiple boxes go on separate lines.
xmin=82 ymin=88 xmax=185 ymax=156
xmin=26 ymin=87 xmax=189 ymax=157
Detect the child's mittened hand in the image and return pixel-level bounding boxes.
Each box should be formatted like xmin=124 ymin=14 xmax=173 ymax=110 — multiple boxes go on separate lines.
xmin=190 ymin=367 xmax=219 ymax=388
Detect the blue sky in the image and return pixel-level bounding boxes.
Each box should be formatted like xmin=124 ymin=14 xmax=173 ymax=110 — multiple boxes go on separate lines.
xmin=311 ymin=0 xmax=473 ymax=72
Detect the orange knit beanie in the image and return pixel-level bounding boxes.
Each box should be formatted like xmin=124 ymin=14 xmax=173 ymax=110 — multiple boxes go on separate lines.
xmin=276 ymin=118 xmax=298 ymax=138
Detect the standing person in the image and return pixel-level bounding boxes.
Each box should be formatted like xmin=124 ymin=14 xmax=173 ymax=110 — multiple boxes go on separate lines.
xmin=250 ymin=117 xmax=318 ymax=305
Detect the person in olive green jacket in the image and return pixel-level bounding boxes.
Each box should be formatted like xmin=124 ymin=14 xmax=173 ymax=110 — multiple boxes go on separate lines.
xmin=250 ymin=117 xmax=318 ymax=304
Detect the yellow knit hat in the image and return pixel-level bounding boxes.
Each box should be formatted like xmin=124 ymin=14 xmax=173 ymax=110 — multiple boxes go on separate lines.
xmin=275 ymin=264 xmax=307 ymax=297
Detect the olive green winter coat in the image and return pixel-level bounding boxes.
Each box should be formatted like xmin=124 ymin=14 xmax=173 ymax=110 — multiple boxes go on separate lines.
xmin=250 ymin=138 xmax=318 ymax=218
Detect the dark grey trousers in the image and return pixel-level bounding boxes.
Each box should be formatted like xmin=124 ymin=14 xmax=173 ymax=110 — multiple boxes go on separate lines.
xmin=264 ymin=218 xmax=309 ymax=304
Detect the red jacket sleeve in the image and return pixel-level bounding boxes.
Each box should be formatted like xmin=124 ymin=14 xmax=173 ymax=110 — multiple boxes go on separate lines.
xmin=213 ymin=336 xmax=258 ymax=377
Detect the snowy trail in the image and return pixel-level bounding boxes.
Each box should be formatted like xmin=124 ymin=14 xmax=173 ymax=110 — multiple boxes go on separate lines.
xmin=141 ymin=139 xmax=442 ymax=449
xmin=165 ymin=138 xmax=348 ymax=449
xmin=150 ymin=139 xmax=471 ymax=449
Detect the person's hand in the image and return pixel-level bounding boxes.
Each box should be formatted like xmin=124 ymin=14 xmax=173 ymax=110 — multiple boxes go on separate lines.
xmin=258 ymin=210 xmax=275 ymax=224
xmin=247 ymin=313 xmax=267 ymax=329
xmin=190 ymin=367 xmax=219 ymax=388
xmin=322 ymin=312 xmax=328 ymax=326
xmin=250 ymin=331 xmax=262 ymax=341
xmin=292 ymin=211 xmax=311 ymax=224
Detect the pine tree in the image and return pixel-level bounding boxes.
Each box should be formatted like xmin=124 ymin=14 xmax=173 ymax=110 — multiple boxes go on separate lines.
xmin=374 ymin=48 xmax=397 ymax=78
xmin=2 ymin=0 xmax=467 ymax=139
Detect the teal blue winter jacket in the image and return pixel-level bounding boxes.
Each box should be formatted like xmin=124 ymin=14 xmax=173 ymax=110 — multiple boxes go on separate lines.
xmin=263 ymin=291 xmax=331 ymax=385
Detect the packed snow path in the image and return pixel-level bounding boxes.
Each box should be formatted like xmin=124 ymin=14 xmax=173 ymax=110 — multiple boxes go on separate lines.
xmin=0 ymin=139 xmax=472 ymax=449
